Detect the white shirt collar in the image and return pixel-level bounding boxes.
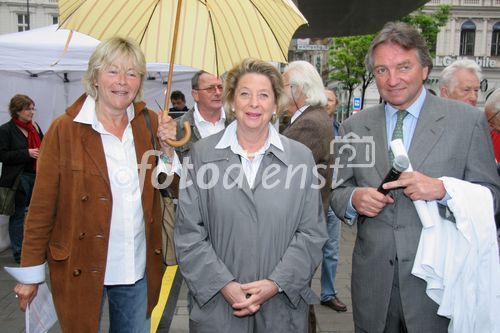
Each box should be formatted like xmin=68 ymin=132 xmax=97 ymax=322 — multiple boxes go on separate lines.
xmin=193 ymin=102 xmax=226 ymax=124
xmin=73 ymin=95 xmax=135 ymax=130
xmin=290 ymin=104 xmax=310 ymax=124
xmin=215 ymin=121 xmax=283 ymax=159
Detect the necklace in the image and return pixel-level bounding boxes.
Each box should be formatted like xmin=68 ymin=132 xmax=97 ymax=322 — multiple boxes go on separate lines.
xmin=245 ymin=150 xmax=259 ymax=159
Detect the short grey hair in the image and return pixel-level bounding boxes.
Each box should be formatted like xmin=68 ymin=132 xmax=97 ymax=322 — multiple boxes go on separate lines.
xmin=191 ymin=70 xmax=209 ymax=89
xmin=438 ymin=59 xmax=482 ymax=91
xmin=485 ymin=88 xmax=500 ymax=120
xmin=284 ymin=61 xmax=327 ymax=107
xmin=365 ymin=22 xmax=433 ymax=76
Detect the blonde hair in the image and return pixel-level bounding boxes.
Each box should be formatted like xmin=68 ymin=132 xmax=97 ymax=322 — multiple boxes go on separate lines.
xmin=223 ymin=58 xmax=287 ymax=122
xmin=83 ymin=36 xmax=146 ymax=102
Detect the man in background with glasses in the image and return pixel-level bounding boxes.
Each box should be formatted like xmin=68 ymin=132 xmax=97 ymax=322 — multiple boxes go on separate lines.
xmin=175 ymin=70 xmax=227 ymax=160
xmin=159 ymin=71 xmax=228 ymax=266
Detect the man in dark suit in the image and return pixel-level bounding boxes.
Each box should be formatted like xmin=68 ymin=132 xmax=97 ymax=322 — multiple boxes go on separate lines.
xmin=282 ymin=60 xmax=334 ymax=333
xmin=331 ymin=22 xmax=500 ymax=332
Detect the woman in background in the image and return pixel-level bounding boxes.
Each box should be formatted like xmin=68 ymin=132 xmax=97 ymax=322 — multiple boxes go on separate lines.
xmin=0 ymin=94 xmax=43 ymax=263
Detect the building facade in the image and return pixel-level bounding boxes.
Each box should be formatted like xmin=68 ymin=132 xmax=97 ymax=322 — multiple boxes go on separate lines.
xmin=426 ymin=0 xmax=500 ymax=103
xmin=0 ymin=0 xmax=58 ymax=34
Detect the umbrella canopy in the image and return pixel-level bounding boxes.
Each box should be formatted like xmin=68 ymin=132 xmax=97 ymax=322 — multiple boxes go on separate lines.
xmin=59 ymin=0 xmax=307 ymax=76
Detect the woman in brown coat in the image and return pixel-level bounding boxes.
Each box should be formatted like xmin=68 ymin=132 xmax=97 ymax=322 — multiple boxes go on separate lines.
xmin=13 ymin=37 xmax=177 ymax=332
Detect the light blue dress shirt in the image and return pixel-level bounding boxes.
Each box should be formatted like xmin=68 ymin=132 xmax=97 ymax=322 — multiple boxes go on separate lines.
xmin=345 ymin=88 xmax=430 ymax=219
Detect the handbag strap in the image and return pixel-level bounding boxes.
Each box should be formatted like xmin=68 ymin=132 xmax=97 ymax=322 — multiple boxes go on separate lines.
xmin=142 ymin=108 xmax=158 ymax=152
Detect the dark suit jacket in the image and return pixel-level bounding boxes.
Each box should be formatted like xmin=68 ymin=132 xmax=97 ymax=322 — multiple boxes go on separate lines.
xmin=0 ymin=119 xmax=43 ymax=187
xmin=283 ymin=105 xmax=334 ymax=218
xmin=331 ymin=93 xmax=500 ymax=332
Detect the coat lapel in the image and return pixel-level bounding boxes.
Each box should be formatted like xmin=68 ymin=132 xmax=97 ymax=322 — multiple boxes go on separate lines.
xmin=364 ymin=105 xmax=390 ymax=180
xmin=80 ymin=125 xmax=110 ymax=187
xmin=408 ymin=96 xmax=445 ymax=171
xmin=252 ymin=143 xmax=289 ymax=191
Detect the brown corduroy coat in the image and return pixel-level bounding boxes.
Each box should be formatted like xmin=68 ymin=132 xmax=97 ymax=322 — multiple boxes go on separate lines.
xmin=21 ymin=94 xmax=165 ymax=332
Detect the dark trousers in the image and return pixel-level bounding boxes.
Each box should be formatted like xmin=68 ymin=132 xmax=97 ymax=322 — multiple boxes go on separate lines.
xmin=383 ymin=259 xmax=408 ymax=333
xmin=8 ymin=172 xmax=35 ymax=263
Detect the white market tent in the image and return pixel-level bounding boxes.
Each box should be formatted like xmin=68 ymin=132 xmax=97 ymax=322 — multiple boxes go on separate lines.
xmin=0 ymin=25 xmax=197 ymax=131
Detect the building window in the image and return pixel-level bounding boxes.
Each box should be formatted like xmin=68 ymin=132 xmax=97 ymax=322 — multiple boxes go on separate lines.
xmin=17 ymin=14 xmax=29 ymax=32
xmin=52 ymin=15 xmax=59 ymax=25
xmin=492 ymin=22 xmax=500 ymax=57
xmin=460 ymin=20 xmax=476 ymax=56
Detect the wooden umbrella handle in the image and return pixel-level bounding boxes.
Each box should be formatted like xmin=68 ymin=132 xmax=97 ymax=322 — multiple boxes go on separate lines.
xmin=164 ymin=0 xmax=191 ymax=148
xmin=166 ymin=121 xmax=191 ymax=147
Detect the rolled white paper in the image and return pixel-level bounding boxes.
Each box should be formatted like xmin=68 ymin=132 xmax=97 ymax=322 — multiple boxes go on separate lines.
xmin=390 ymin=139 xmax=434 ymax=229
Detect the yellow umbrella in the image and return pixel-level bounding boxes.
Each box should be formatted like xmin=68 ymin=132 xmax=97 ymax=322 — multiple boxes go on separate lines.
xmin=58 ymin=0 xmax=307 ymax=146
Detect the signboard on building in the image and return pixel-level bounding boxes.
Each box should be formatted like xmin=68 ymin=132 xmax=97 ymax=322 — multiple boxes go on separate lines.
xmin=296 ymin=44 xmax=328 ymax=51
xmin=353 ymin=97 xmax=361 ymax=112
xmin=434 ymin=56 xmax=497 ymax=69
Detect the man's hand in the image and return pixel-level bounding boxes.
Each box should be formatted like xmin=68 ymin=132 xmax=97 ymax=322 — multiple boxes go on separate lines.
xmin=14 ymin=283 xmax=39 ymax=312
xmin=352 ymin=187 xmax=394 ymax=217
xmin=231 ymin=279 xmax=278 ymax=317
xmin=157 ymin=112 xmax=177 ymax=157
xmin=382 ymin=171 xmax=446 ymax=201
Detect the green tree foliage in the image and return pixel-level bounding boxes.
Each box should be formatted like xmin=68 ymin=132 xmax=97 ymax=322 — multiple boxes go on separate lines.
xmin=328 ymin=35 xmax=374 ymax=111
xmin=401 ymin=5 xmax=451 ymax=56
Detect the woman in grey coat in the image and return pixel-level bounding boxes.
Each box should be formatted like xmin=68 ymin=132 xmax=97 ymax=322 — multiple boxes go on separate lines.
xmin=174 ymin=58 xmax=328 ymax=333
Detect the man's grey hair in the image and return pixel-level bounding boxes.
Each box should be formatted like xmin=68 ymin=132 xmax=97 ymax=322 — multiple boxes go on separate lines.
xmin=191 ymin=70 xmax=208 ymax=89
xmin=365 ymin=21 xmax=433 ymax=77
xmin=284 ymin=61 xmax=327 ymax=107
xmin=438 ymin=59 xmax=482 ymax=91
xmin=485 ymin=88 xmax=500 ymax=117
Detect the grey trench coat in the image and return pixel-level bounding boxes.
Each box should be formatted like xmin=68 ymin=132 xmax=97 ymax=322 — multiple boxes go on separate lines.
xmin=174 ymin=130 xmax=328 ymax=333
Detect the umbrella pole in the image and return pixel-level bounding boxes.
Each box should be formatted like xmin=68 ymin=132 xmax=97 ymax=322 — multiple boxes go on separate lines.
xmin=164 ymin=0 xmax=191 ymax=147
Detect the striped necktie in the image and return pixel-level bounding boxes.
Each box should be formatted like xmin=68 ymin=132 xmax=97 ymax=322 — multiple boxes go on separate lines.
xmin=389 ymin=110 xmax=409 ymax=162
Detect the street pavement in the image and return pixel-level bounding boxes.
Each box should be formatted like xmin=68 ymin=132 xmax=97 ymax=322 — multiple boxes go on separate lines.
xmin=0 ymin=225 xmax=356 ymax=332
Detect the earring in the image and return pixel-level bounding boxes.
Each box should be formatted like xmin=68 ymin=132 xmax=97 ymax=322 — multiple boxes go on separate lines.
xmin=271 ymin=112 xmax=277 ymax=123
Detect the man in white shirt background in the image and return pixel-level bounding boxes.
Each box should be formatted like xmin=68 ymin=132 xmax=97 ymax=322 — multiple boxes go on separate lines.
xmin=160 ymin=70 xmax=228 ymax=265
xmin=174 ymin=70 xmax=227 ymax=161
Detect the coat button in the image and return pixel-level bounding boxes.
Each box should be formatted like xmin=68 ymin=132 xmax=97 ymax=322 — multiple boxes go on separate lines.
xmin=78 ymin=232 xmax=86 ymax=240
xmin=73 ymin=269 xmax=82 ymax=276
xmin=154 ymin=249 xmax=161 ymax=255
xmin=81 ymin=195 xmax=89 ymax=201
xmin=389 ymin=259 xmax=394 ymax=266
